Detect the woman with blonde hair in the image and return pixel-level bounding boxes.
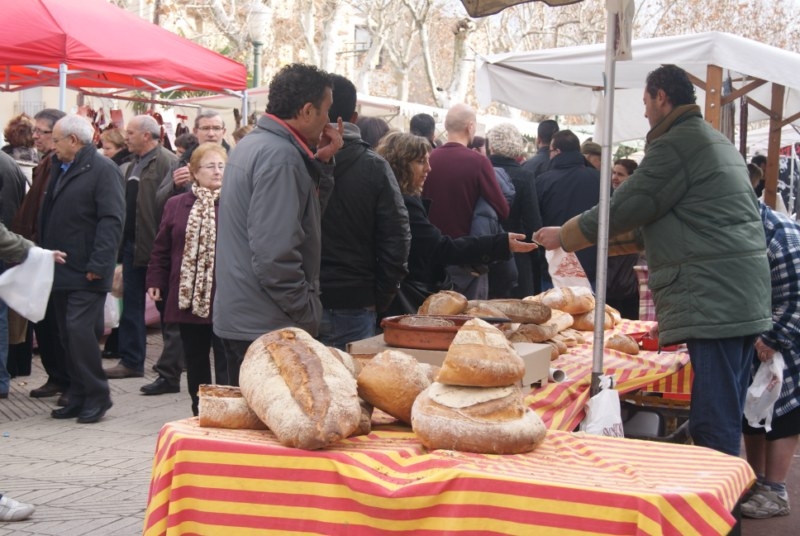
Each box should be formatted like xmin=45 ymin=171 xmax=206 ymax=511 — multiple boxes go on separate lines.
xmin=146 ymin=142 xmax=227 ymax=415
xmin=376 ymin=132 xmax=536 ymax=315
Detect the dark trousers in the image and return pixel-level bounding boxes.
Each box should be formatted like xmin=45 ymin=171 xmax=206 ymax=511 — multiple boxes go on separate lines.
xmin=179 ymin=323 xmax=225 ymax=416
xmin=52 ymin=290 xmax=110 ymax=408
xmin=34 ymin=296 xmax=70 ymax=389
xmin=220 ymin=337 xmax=255 ymax=387
xmin=118 ymin=239 xmax=147 ymax=373
xmin=153 ymin=322 xmax=185 ymax=386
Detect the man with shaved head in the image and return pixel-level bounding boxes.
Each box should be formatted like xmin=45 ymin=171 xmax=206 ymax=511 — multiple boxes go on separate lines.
xmin=421 ymin=103 xmax=509 ymax=299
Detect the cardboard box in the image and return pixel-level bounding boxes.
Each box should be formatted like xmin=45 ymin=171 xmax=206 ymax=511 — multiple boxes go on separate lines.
xmin=347 ymin=335 xmax=551 ymax=388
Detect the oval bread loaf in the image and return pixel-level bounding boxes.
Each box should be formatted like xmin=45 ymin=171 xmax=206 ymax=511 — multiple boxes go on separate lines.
xmin=606 ymin=333 xmax=640 ymax=355
xmin=419 ymin=291 xmax=468 ymax=315
xmin=467 ymin=299 xmax=551 ymax=324
xmin=572 ymin=309 xmax=614 ymax=331
xmin=506 ymin=322 xmax=558 ymax=343
xmin=537 ymin=287 xmax=595 ymax=314
xmin=357 ymin=349 xmax=437 ymax=425
xmin=437 ymin=318 xmax=524 ymax=387
xmin=198 ymin=384 xmax=267 ymax=430
xmin=411 ymin=382 xmax=547 ymax=454
xmin=239 ymin=328 xmax=362 ymax=450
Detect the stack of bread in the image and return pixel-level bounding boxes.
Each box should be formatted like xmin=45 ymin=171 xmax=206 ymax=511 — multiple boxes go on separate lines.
xmin=237 ymin=327 xmax=366 ymax=450
xmin=411 ymin=318 xmax=547 ymax=454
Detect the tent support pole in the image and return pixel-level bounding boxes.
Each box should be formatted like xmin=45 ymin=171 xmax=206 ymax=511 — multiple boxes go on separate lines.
xmin=591 ymin=2 xmax=619 ymax=397
xmin=764 ymin=84 xmax=785 ymax=210
xmin=705 ymin=65 xmax=722 ymax=130
xmin=242 ymin=90 xmax=249 ymax=127
xmin=59 ymin=63 xmax=67 ymax=111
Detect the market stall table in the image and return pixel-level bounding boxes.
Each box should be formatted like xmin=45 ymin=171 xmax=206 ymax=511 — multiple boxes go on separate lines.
xmin=144 ymin=419 xmax=752 ymax=535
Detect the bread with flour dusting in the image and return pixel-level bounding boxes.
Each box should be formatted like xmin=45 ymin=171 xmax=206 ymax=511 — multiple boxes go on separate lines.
xmin=198 ymin=384 xmax=266 ymax=430
xmin=436 ymin=317 xmax=524 ymax=387
xmin=411 ymin=382 xmax=546 ymax=454
xmin=239 ymin=328 xmax=362 ymax=449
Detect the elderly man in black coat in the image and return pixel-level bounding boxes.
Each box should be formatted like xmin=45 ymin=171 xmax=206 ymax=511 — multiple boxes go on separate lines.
xmin=38 ymin=114 xmax=125 ymax=424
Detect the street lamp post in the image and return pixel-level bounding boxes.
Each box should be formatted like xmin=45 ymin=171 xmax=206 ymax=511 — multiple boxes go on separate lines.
xmin=252 ymin=40 xmax=263 ymax=89
xmin=248 ymin=2 xmax=271 ymax=89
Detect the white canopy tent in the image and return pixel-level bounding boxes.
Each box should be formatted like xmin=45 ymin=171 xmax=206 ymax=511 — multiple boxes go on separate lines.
xmin=476 ymin=31 xmax=800 ymax=209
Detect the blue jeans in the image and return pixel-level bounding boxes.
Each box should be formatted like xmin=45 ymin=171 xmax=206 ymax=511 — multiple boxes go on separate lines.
xmin=686 ymin=335 xmax=757 ymax=456
xmin=318 ymin=308 xmax=377 ymax=351
xmin=0 ymin=299 xmax=9 ymax=394
xmin=118 ymin=240 xmax=147 ymax=373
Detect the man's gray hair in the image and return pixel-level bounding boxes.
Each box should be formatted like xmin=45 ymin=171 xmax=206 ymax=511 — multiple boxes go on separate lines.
xmin=34 ymin=108 xmax=67 ymax=129
xmin=56 ymin=115 xmax=94 ymax=145
xmin=194 ymin=109 xmax=224 ymax=129
xmin=133 ymin=115 xmax=162 ymax=139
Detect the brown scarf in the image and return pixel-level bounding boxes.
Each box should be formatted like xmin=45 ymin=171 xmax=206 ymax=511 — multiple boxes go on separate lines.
xmin=178 ymin=184 xmax=219 ymax=318
xmin=645 ymin=104 xmax=702 ymax=144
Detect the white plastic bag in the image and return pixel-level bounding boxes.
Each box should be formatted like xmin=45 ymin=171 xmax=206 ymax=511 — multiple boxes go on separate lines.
xmin=104 ymin=293 xmax=121 ymax=330
xmin=0 ymin=246 xmax=54 ymax=322
xmin=580 ymin=376 xmax=624 ymax=437
xmin=545 ymin=248 xmax=592 ymax=289
xmin=744 ymin=353 xmax=785 ymax=433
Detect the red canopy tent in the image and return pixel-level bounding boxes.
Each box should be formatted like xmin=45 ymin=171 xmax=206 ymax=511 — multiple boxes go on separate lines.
xmin=0 ymin=0 xmax=247 ymax=109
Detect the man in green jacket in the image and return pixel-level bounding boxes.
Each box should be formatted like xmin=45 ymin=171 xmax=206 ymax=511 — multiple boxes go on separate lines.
xmin=535 ymin=65 xmax=772 ymax=457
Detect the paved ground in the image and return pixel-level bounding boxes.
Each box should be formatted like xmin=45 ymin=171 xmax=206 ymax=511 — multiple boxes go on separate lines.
xmin=1 ymin=329 xmax=798 ymax=535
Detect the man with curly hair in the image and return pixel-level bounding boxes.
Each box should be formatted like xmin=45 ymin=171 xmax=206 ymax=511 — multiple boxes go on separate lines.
xmin=213 ymin=63 xmax=343 ymax=385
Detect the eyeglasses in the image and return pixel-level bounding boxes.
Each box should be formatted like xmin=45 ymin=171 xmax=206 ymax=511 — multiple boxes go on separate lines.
xmin=33 ymin=128 xmax=52 ymax=135
xmin=197 ymin=126 xmax=224 ymax=132
xmin=199 ymin=163 xmax=225 ymax=171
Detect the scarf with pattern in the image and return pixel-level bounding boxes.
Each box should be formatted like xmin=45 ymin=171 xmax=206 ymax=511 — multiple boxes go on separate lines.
xmin=178 ymin=184 xmax=219 ymax=318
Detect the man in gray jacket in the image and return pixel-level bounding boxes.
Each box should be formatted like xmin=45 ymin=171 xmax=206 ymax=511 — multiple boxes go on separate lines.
xmin=213 ymin=63 xmax=343 ymax=385
xmin=535 ymin=65 xmax=772 ymax=457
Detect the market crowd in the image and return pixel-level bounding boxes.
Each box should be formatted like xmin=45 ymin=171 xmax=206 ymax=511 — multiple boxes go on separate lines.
xmin=0 ymin=63 xmax=797 ymax=522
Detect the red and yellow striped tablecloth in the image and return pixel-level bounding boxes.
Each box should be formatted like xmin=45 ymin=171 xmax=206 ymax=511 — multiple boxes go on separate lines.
xmin=143 ymin=419 xmax=753 ymax=536
xmin=527 ymin=320 xmax=691 ymax=431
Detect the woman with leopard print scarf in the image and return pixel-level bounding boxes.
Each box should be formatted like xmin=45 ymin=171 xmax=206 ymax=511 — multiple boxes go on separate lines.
xmin=146 ymin=142 xmax=226 ymax=416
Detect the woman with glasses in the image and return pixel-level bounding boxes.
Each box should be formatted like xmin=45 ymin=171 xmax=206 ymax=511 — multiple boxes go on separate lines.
xmin=145 ymin=142 xmax=226 ymax=416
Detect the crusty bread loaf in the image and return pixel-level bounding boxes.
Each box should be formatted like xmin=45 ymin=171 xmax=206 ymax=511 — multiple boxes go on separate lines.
xmin=467 ymin=299 xmax=551 ymax=324
xmin=198 ymin=384 xmax=267 ymax=430
xmin=329 ymin=347 xmax=371 ymax=436
xmin=571 ymin=309 xmax=614 ymax=331
xmin=463 ymin=302 xmax=509 ymax=319
xmin=418 ymin=291 xmax=468 ymax=315
xmin=357 ymin=349 xmax=436 ymax=425
xmin=506 ymin=322 xmax=558 ymax=343
xmin=562 ymin=328 xmax=586 ymax=345
xmin=437 ymin=318 xmax=524 ymax=387
xmin=605 ymin=304 xmax=622 ymax=325
xmin=552 ymin=331 xmax=577 ymax=348
xmin=411 ymin=382 xmax=547 ymax=454
xmin=542 ymin=309 xmax=574 ymax=332
xmin=398 ymin=315 xmax=456 ymax=327
xmin=606 ymin=333 xmax=640 ymax=355
xmin=239 ymin=328 xmax=362 ymax=450
xmin=544 ymin=341 xmax=561 ymax=361
xmin=537 ymin=287 xmax=595 ymax=314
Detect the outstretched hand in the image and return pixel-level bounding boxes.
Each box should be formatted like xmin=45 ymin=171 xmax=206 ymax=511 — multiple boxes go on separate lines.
xmin=508 ymin=232 xmax=538 ymax=253
xmin=52 ymin=250 xmax=67 ymax=264
xmin=315 ymin=118 xmax=344 ymax=163
xmin=532 ymin=227 xmax=562 ymax=250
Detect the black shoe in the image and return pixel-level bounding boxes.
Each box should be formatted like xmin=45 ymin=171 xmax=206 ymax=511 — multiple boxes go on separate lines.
xmin=101 ymin=350 xmax=119 ymax=360
xmin=56 ymin=394 xmax=69 ymax=407
xmin=51 ymin=405 xmax=82 ymax=419
xmin=140 ymin=376 xmax=180 ymax=395
xmin=30 ymin=381 xmax=63 ymax=398
xmin=77 ymin=400 xmax=113 ymax=424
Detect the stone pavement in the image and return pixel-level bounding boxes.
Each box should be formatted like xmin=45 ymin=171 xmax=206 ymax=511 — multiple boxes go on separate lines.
xmin=1 ymin=328 xmax=798 ymax=536
xmin=0 ymin=329 xmax=188 ymax=536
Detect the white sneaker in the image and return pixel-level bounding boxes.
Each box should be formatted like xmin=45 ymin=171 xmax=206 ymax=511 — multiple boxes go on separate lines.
xmin=741 ymin=487 xmax=790 ymax=519
xmin=0 ymin=495 xmax=35 ymax=521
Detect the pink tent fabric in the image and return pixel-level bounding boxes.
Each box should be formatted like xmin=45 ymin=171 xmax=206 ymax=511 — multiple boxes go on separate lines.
xmin=0 ymin=0 xmax=246 ymax=94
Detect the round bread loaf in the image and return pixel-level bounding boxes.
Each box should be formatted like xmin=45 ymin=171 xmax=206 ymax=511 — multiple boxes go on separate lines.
xmin=418 ymin=291 xmax=468 ymax=315
xmin=437 ymin=318 xmax=524 ymax=387
xmin=198 ymin=384 xmax=267 ymax=430
xmin=411 ymin=382 xmax=547 ymax=454
xmin=538 ymin=287 xmax=595 ymax=314
xmin=357 ymin=349 xmax=436 ymax=425
xmin=398 ymin=315 xmax=456 ymax=327
xmin=239 ymin=328 xmax=362 ymax=450
xmin=329 ymin=347 xmax=372 ymax=436
xmin=606 ymin=333 xmax=640 ymax=355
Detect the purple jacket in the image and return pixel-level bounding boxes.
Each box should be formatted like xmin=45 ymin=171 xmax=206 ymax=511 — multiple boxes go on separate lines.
xmin=146 ymin=191 xmax=218 ymax=324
